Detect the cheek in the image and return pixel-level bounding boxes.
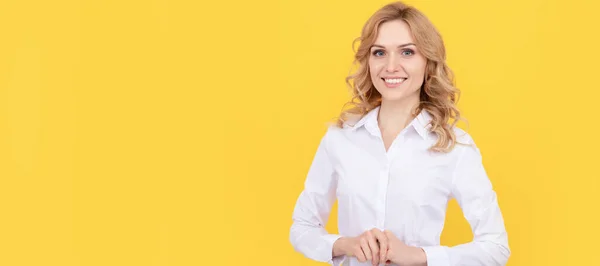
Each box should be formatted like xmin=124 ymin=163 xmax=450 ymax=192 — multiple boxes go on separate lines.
xmin=368 ymin=66 xmax=377 ymax=80
xmin=368 ymin=60 xmax=382 ymax=77
xmin=407 ymin=63 xmax=427 ymax=81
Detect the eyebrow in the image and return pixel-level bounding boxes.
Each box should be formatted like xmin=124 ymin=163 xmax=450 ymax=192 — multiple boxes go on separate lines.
xmin=371 ymin=43 xmax=416 ymax=49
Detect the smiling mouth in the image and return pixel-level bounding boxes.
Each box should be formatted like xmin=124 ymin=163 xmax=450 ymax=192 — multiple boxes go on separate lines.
xmin=381 ymin=77 xmax=407 ymax=87
xmin=382 ymin=77 xmax=407 ymax=84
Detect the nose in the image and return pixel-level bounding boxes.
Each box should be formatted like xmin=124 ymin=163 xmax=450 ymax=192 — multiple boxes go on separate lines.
xmin=385 ymin=53 xmax=400 ymax=73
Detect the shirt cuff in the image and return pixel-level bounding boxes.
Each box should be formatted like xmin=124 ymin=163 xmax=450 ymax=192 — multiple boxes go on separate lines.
xmin=323 ymin=234 xmax=344 ymax=266
xmin=330 ymin=255 xmax=346 ymax=266
xmin=421 ymin=246 xmax=450 ymax=266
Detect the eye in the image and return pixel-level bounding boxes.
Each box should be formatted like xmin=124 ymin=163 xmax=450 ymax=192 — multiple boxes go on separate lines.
xmin=402 ymin=49 xmax=415 ymax=56
xmin=372 ymin=49 xmax=385 ymax=57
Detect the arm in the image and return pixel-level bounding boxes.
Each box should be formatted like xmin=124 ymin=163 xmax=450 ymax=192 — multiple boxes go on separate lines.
xmin=420 ymin=141 xmax=511 ymax=266
xmin=289 ymin=130 xmax=344 ymax=265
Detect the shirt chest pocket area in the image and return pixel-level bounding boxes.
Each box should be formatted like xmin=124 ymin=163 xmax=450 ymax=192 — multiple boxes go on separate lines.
xmin=391 ymin=165 xmax=451 ymax=206
xmin=334 ymin=164 xmax=381 ymax=202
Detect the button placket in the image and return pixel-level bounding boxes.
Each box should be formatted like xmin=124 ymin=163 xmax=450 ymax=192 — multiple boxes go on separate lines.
xmin=378 ymin=133 xmax=405 ymax=229
xmin=376 ymin=166 xmax=389 ymax=229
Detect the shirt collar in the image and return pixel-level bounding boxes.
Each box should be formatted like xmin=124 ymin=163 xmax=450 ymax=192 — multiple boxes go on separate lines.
xmin=348 ymin=106 xmax=433 ymax=140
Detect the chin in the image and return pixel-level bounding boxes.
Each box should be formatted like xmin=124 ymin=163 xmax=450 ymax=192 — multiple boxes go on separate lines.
xmin=376 ymin=86 xmax=420 ymax=103
xmin=378 ymin=91 xmax=409 ymax=102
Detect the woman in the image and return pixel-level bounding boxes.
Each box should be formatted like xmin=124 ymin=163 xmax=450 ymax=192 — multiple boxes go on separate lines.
xmin=289 ymin=2 xmax=510 ymax=266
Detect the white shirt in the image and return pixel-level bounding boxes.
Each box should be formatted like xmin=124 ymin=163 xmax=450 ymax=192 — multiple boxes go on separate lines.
xmin=289 ymin=107 xmax=510 ymax=266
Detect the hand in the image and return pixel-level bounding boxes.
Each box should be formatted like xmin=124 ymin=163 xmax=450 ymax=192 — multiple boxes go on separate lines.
xmin=383 ymin=230 xmax=427 ymax=266
xmin=333 ymin=228 xmax=388 ymax=266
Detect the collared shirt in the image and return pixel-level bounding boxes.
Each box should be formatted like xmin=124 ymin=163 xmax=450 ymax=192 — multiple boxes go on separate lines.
xmin=289 ymin=107 xmax=510 ymax=266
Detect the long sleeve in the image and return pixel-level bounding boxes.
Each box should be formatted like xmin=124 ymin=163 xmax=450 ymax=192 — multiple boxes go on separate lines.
xmin=289 ymin=130 xmax=344 ymax=265
xmin=421 ymin=141 xmax=511 ymax=266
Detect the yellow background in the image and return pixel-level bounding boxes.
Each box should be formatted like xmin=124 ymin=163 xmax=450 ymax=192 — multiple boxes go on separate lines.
xmin=1 ymin=0 xmax=599 ymax=265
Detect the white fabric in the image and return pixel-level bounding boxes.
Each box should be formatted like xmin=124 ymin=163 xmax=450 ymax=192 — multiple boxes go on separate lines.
xmin=290 ymin=107 xmax=510 ymax=266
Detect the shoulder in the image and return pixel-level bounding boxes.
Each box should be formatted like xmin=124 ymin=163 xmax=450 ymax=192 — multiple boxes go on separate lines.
xmin=450 ymin=126 xmax=483 ymax=159
xmin=316 ymin=123 xmax=357 ymax=154
xmin=322 ymin=124 xmax=348 ymax=142
xmin=452 ymin=126 xmax=475 ymax=145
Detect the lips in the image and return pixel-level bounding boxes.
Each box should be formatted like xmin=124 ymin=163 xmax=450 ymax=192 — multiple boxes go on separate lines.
xmin=382 ymin=77 xmax=407 ymax=88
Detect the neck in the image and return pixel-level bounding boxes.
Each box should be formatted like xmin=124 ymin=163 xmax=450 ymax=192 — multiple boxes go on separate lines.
xmin=377 ymin=95 xmax=420 ymax=133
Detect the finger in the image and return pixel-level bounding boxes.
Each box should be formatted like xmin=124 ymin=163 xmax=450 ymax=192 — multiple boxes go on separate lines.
xmin=384 ymin=247 xmax=393 ymax=265
xmin=384 ymin=230 xmax=391 ymax=238
xmin=360 ymin=237 xmax=372 ymax=262
xmin=355 ymin=245 xmax=367 ymax=263
xmin=367 ymin=234 xmax=379 ymax=266
xmin=368 ymin=232 xmax=381 ymax=265
xmin=372 ymin=229 xmax=387 ymax=263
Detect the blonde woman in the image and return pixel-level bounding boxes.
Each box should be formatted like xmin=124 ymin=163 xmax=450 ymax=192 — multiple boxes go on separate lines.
xmin=289 ymin=2 xmax=510 ymax=266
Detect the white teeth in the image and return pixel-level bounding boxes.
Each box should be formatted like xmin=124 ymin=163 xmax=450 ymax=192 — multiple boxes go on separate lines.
xmin=384 ymin=78 xmax=406 ymax=84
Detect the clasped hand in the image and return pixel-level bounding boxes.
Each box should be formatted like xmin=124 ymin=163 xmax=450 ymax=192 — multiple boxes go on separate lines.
xmin=334 ymin=228 xmax=426 ymax=266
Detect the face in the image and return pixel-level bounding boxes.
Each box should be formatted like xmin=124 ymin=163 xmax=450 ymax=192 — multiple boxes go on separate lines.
xmin=368 ymin=19 xmax=427 ymax=104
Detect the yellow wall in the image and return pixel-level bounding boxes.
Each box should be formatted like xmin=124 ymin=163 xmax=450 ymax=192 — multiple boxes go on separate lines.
xmin=1 ymin=0 xmax=599 ymax=265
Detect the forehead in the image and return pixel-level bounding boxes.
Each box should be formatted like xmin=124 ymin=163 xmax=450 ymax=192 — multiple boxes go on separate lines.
xmin=374 ymin=20 xmax=414 ymax=46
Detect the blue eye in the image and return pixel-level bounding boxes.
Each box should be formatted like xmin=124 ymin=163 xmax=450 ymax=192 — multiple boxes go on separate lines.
xmin=402 ymin=49 xmax=415 ymax=56
xmin=372 ymin=50 xmax=385 ymax=57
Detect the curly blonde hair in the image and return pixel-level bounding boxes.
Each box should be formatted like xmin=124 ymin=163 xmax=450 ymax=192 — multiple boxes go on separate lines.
xmin=336 ymin=1 xmax=463 ymax=153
